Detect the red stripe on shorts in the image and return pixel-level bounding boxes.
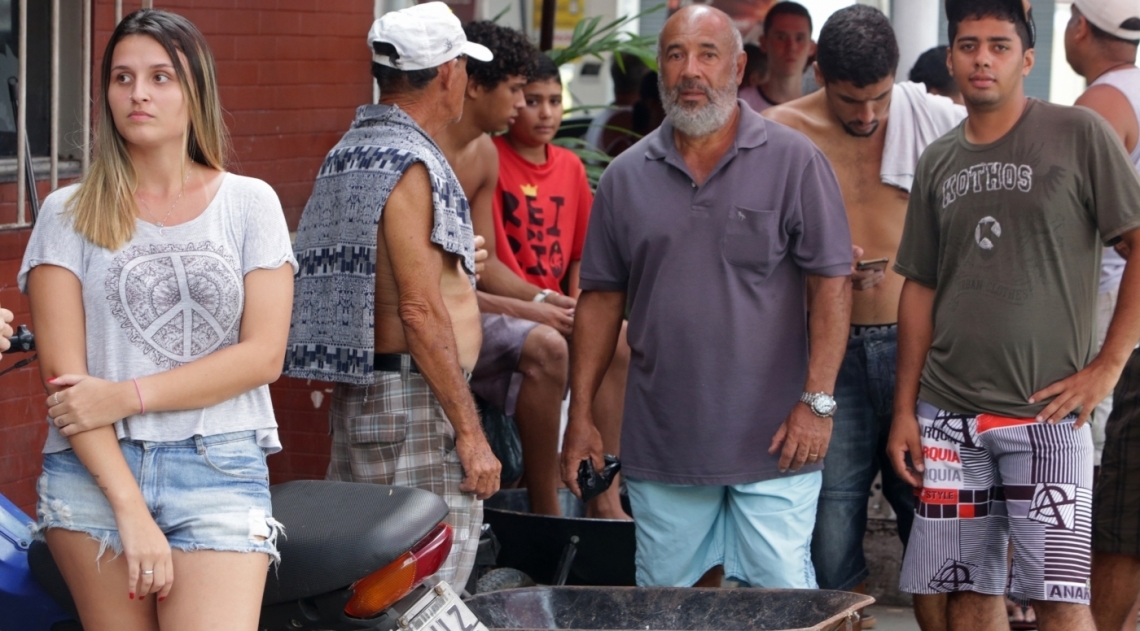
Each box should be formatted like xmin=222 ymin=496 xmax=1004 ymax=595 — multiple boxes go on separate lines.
xmin=977 ymin=413 xmax=1036 ymax=434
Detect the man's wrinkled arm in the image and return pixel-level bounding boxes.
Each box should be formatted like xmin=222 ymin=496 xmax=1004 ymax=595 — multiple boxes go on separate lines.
xmin=384 ymin=163 xmax=481 ymax=439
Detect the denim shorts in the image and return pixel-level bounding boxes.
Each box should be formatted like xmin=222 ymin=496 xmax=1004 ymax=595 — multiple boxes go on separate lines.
xmin=626 ymin=472 xmax=822 ymax=588
xmin=36 ymin=431 xmax=281 ymax=563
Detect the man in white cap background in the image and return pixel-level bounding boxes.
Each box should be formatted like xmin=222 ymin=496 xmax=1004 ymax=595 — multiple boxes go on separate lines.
xmin=285 ymin=2 xmax=500 ymax=587
xmin=1064 ymin=3 xmax=1140 ymax=629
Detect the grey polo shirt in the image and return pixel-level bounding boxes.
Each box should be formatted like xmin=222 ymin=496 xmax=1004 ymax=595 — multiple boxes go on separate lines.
xmin=579 ymin=102 xmax=852 ymax=486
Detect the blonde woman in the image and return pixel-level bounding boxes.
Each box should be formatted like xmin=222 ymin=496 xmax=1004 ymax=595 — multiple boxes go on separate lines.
xmin=18 ymin=10 xmax=295 ymax=630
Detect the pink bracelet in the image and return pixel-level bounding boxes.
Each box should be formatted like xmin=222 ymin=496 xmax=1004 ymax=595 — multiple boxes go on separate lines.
xmin=132 ymin=378 xmax=146 ymax=415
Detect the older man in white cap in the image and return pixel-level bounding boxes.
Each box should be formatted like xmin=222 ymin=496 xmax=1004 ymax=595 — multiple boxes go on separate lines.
xmin=1063 ymin=3 xmax=1140 ymax=629
xmin=285 ymin=2 xmax=500 ymax=587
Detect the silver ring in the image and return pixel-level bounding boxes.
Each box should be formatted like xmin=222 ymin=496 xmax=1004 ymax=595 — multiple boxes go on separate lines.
xmin=52 ymin=392 xmax=59 ymax=406
xmin=809 ymin=453 xmax=819 ymax=458
xmin=143 ymin=570 xmax=154 ymax=575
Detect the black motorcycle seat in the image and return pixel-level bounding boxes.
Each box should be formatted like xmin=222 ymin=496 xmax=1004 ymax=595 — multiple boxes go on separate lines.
xmin=264 ymin=480 xmax=449 ymax=605
xmin=28 ymin=480 xmax=449 ymax=611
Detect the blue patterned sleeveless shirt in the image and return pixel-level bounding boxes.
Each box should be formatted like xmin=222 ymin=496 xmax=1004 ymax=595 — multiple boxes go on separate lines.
xmin=285 ymin=104 xmax=475 ymax=384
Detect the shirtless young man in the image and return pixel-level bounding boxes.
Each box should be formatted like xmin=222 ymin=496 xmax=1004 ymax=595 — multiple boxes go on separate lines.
xmin=436 ymin=26 xmax=630 ymax=520
xmin=286 ymin=3 xmax=500 ymax=588
xmin=435 ymin=21 xmax=569 ymax=517
xmin=764 ymin=6 xmax=964 ymax=630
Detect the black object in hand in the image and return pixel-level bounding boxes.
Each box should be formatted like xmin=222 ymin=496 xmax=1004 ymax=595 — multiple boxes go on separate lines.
xmin=577 ymin=455 xmax=621 ymax=503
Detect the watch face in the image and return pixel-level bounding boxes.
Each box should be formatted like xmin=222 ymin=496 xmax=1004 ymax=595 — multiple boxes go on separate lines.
xmin=813 ymin=395 xmax=837 ymax=417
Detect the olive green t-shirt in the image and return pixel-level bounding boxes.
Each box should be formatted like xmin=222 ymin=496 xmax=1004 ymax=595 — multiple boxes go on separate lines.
xmin=895 ymin=99 xmax=1140 ymax=418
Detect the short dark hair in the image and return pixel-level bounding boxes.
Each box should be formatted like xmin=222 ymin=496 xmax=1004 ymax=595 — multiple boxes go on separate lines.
xmin=764 ymin=1 xmax=812 ymax=38
xmin=909 ymin=45 xmax=956 ymax=94
xmin=946 ymin=0 xmax=1034 ymax=51
xmin=816 ymin=5 xmax=898 ymax=87
xmin=611 ymin=52 xmax=649 ymax=95
xmin=528 ymin=53 xmax=561 ymax=84
xmin=463 ymin=21 xmax=537 ymax=89
xmin=370 ymin=42 xmax=439 ymax=95
xmin=743 ymin=43 xmax=768 ymax=78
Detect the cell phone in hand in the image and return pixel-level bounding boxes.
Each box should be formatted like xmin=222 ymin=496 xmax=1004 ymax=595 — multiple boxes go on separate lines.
xmin=856 ymin=257 xmax=890 ymax=272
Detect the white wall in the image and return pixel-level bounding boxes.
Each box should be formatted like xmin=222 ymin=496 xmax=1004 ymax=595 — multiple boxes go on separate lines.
xmin=1050 ymin=2 xmax=1086 ymax=105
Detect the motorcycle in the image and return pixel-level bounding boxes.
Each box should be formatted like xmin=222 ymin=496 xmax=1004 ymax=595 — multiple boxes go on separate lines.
xmin=0 ymin=327 xmax=489 ymax=631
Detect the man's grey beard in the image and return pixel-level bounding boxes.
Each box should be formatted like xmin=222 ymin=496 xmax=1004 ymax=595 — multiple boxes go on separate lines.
xmin=660 ymin=76 xmax=739 ymax=138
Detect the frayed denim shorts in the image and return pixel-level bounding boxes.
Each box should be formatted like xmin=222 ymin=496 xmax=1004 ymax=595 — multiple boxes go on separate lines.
xmin=35 ymin=430 xmax=281 ymax=564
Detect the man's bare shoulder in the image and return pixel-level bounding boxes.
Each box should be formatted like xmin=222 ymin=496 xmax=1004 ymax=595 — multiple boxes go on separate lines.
xmin=472 ymin=134 xmax=501 ymax=185
xmin=389 ymin=161 xmax=432 ymax=207
xmin=446 ymin=134 xmax=499 ymax=198
xmin=762 ymin=91 xmax=828 ymax=135
xmin=1077 ymin=84 xmax=1136 ymax=127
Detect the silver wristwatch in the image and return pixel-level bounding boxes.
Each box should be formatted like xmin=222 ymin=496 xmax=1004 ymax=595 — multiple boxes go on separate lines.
xmin=800 ymin=391 xmax=838 ymax=418
xmin=532 ymin=289 xmax=554 ymax=303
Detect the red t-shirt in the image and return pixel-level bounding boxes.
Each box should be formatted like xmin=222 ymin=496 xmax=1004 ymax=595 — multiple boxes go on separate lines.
xmin=492 ymin=135 xmax=593 ymax=293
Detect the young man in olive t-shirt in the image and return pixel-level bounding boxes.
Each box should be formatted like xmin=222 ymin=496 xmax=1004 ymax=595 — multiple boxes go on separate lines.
xmin=886 ymin=2 xmax=1140 ymax=630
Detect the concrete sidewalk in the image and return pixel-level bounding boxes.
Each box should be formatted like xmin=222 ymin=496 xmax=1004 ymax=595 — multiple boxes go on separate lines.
xmin=862 ymin=606 xmax=920 ymax=631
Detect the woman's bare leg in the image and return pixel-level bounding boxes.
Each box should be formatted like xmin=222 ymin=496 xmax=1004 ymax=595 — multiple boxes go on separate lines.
xmin=46 ymin=528 xmax=159 ymax=631
xmin=157 ymin=550 xmax=269 ymax=631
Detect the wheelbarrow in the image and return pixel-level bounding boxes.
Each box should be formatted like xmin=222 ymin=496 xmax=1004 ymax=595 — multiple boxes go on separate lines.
xmin=482 ymin=489 xmax=636 ymax=586
xmin=464 ymin=586 xmax=874 ymax=631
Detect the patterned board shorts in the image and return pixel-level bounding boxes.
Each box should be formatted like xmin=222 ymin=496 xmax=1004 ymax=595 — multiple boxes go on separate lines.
xmin=1095 ymin=347 xmax=1140 ymax=556
xmin=900 ymin=401 xmax=1094 ymax=604
xmin=327 ymin=357 xmax=482 ymax=589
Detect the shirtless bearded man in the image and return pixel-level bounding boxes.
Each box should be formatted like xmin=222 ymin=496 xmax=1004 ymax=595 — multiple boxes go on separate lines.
xmin=764 ymin=6 xmax=964 ymax=629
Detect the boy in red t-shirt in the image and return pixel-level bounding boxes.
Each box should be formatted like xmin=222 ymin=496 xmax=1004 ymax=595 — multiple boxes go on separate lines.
xmin=492 ymin=60 xmax=593 ymax=296
xmin=483 ymin=55 xmax=631 ymax=520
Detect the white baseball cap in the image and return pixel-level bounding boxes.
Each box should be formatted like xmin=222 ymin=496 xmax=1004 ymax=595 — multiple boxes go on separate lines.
xmin=368 ymin=2 xmax=493 ymax=71
xmin=1075 ymin=0 xmax=1140 ymax=42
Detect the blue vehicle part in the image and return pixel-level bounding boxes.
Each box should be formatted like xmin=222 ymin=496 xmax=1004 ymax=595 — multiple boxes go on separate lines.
xmin=0 ymin=493 xmax=75 ymax=630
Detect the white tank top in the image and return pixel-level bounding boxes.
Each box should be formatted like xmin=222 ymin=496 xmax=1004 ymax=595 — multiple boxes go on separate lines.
xmin=1090 ymin=66 xmax=1140 ymax=293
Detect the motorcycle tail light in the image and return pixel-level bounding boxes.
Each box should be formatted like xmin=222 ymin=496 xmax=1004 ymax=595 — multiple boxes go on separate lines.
xmin=344 ymin=523 xmax=454 ymax=619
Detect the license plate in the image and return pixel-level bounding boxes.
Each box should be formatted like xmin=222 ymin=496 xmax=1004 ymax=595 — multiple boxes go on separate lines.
xmin=403 ymin=582 xmax=489 ymax=631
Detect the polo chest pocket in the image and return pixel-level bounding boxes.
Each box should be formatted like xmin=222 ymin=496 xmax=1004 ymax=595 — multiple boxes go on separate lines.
xmin=722 ymin=206 xmax=781 ymax=276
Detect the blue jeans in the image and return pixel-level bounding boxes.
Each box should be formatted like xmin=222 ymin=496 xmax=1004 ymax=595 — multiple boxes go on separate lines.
xmin=811 ymin=326 xmax=915 ymax=590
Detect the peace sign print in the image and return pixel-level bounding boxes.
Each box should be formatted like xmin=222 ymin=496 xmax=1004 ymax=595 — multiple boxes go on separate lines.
xmin=108 ymin=242 xmax=242 ymax=369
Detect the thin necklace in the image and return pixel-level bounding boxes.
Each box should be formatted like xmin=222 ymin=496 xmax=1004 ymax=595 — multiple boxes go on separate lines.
xmin=137 ymin=165 xmax=192 ymax=237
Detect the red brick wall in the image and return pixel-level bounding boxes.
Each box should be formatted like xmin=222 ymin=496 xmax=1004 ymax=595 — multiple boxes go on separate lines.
xmin=0 ymin=1 xmax=372 ymax=514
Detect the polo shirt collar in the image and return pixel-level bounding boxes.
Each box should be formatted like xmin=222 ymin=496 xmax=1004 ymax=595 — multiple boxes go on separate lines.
xmin=644 ymin=100 xmax=769 ymax=162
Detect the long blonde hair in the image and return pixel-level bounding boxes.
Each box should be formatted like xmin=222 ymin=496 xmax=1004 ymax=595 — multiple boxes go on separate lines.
xmin=71 ymin=9 xmax=228 ymax=250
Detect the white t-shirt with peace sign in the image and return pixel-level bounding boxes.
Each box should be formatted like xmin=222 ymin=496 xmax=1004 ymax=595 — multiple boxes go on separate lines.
xmin=19 ymin=173 xmax=297 ymax=454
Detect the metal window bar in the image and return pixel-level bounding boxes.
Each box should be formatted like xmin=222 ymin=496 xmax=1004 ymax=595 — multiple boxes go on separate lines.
xmin=15 ymin=0 xmax=27 ymax=227
xmin=51 ymin=0 xmax=59 ymax=190
xmin=10 ymin=0 xmax=96 ymax=229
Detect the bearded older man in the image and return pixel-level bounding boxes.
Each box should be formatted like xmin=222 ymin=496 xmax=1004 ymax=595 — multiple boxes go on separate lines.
xmin=561 ymin=4 xmax=853 ymax=589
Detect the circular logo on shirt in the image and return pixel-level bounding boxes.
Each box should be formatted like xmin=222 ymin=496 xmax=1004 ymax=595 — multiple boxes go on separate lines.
xmin=975 ymin=216 xmax=1002 ymax=251
xmin=106 ymin=242 xmax=242 ymax=368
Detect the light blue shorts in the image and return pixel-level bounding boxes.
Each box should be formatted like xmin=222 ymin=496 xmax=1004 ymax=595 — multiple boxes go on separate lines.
xmin=627 ymin=472 xmax=822 ymax=588
xmin=36 ymin=431 xmax=281 ymax=563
